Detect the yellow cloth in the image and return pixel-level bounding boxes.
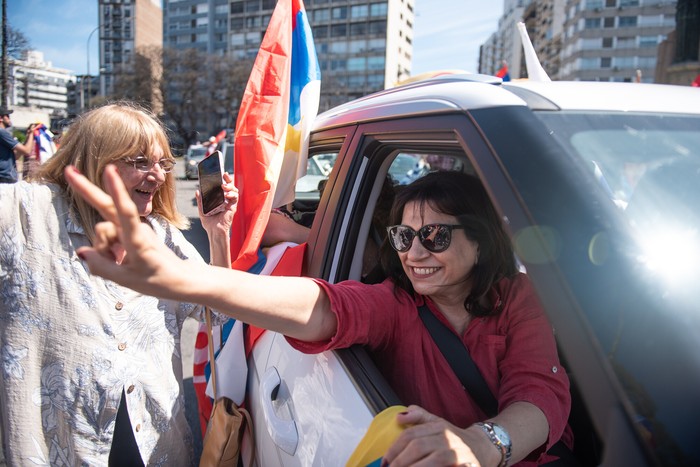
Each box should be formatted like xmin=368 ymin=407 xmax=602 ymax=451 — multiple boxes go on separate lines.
xmin=346 ymin=405 xmax=408 ymax=467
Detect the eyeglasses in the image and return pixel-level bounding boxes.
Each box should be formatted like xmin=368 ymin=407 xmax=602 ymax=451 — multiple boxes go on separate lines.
xmin=386 ymin=223 xmax=465 ymax=253
xmin=121 ymin=156 xmax=176 ymax=173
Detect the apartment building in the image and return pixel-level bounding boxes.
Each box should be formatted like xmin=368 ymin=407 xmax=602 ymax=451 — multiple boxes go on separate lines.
xmin=8 ymin=51 xmax=74 ymax=122
xmin=480 ymin=0 xmax=678 ymax=83
xmin=98 ymin=0 xmax=163 ymax=99
xmin=559 ymin=0 xmax=677 ymax=82
xmin=163 ymin=0 xmax=414 ymax=112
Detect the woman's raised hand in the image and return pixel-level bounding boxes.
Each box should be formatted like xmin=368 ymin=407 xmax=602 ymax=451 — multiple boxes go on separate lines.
xmin=64 ymin=165 xmax=194 ymax=300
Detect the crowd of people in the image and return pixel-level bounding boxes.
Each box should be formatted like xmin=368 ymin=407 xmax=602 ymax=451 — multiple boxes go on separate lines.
xmin=1 ymin=99 xmax=574 ymax=466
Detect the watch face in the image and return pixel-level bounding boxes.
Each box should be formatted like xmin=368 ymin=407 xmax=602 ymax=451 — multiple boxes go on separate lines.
xmin=493 ymin=424 xmax=512 ymax=446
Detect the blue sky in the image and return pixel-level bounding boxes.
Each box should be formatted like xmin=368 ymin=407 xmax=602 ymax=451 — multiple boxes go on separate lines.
xmin=8 ymin=0 xmax=502 ymax=76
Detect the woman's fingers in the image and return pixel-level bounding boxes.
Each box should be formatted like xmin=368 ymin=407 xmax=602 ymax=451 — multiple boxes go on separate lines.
xmin=102 ymin=165 xmax=144 ymax=248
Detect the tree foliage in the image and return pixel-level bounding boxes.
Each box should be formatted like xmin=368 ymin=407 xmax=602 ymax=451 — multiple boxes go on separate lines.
xmin=107 ymin=45 xmax=254 ymax=150
xmin=5 ymin=25 xmax=32 ymax=60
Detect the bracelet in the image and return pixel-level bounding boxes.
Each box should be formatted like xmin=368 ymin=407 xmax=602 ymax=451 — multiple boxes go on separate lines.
xmin=475 ymin=422 xmax=512 ymax=467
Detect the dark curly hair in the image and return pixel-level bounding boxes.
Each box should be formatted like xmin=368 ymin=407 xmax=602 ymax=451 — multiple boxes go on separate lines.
xmin=379 ymin=171 xmax=517 ymax=317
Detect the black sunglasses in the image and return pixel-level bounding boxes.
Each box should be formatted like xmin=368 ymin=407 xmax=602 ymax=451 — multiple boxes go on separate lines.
xmin=386 ymin=224 xmax=464 ymax=253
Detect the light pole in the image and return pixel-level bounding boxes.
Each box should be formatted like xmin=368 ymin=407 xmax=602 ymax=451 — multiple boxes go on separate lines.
xmin=86 ymin=25 xmax=100 ymax=110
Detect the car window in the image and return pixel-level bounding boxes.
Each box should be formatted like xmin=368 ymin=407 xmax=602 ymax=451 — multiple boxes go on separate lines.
xmin=295 ymin=152 xmax=338 ymax=200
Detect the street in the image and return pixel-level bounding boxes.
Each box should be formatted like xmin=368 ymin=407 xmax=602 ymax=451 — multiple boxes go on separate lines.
xmin=173 ymin=158 xmax=209 ymax=458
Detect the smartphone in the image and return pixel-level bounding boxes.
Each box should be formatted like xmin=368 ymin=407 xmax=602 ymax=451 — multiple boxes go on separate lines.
xmin=198 ymin=150 xmax=226 ymax=216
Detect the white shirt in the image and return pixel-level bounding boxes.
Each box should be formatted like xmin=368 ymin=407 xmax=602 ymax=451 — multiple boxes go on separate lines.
xmin=0 ymin=181 xmax=226 ymax=466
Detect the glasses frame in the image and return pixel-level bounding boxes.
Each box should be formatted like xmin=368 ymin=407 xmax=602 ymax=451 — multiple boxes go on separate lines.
xmin=386 ymin=223 xmax=465 ymax=253
xmin=120 ymin=156 xmax=176 ymax=174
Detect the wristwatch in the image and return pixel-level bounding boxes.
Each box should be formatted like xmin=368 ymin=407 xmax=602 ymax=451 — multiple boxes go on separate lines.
xmin=476 ymin=421 xmax=512 ymax=467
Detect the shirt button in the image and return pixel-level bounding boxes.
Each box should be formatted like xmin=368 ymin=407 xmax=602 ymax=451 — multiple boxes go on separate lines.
xmin=118 ymin=343 xmax=127 ymax=351
xmin=135 ymin=424 xmax=141 ymax=432
xmin=115 ymin=302 xmax=124 ymax=310
xmin=552 ymin=366 xmax=558 ymax=373
xmin=127 ymin=385 xmax=135 ymax=394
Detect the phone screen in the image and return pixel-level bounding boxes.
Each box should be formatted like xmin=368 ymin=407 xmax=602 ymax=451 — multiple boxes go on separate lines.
xmin=198 ymin=151 xmax=225 ymax=215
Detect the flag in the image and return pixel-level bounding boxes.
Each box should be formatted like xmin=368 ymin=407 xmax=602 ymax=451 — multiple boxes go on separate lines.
xmin=346 ymin=405 xmax=408 ymax=467
xmin=230 ymin=0 xmax=320 ymax=271
xmin=516 ymin=22 xmax=551 ymax=82
xmin=32 ymin=123 xmax=57 ymax=163
xmin=495 ymin=63 xmax=510 ymax=82
xmin=692 ymin=74 xmax=700 ymax=87
xmin=206 ymin=129 xmax=227 ymax=156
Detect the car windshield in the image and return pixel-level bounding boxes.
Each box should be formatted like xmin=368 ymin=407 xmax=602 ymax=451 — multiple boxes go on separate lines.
xmin=533 ymin=111 xmax=700 ymax=465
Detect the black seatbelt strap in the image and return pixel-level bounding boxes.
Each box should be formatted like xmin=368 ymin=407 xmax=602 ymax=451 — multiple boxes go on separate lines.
xmin=417 ymin=303 xmax=498 ymax=417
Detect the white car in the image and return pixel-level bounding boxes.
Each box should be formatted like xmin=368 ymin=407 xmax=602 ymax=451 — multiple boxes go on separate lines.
xmin=184 ymin=144 xmax=208 ymax=180
xmin=245 ymin=75 xmax=700 ymax=466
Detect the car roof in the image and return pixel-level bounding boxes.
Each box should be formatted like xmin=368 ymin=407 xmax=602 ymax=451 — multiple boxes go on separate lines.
xmin=313 ymin=74 xmax=700 ymax=130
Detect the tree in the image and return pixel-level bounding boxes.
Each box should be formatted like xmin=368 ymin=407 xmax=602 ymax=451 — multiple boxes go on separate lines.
xmin=5 ymin=24 xmax=31 ymax=60
xmin=105 ymin=44 xmax=254 ymax=150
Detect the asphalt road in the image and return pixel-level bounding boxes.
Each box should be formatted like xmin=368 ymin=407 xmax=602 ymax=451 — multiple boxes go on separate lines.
xmin=173 ymin=158 xmax=209 ymax=458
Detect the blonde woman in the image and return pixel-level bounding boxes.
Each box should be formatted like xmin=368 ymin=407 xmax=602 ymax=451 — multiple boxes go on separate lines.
xmin=0 ymin=102 xmax=237 ymax=466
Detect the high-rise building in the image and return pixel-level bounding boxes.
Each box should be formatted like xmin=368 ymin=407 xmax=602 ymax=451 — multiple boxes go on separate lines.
xmin=559 ymin=0 xmax=677 ymax=82
xmin=8 ymin=51 xmax=74 ymax=122
xmin=163 ymin=0 xmax=414 ymax=112
xmin=479 ymin=0 xmax=534 ymax=79
xmin=98 ymin=0 xmax=163 ymax=100
xmin=481 ymin=0 xmax=678 ymax=83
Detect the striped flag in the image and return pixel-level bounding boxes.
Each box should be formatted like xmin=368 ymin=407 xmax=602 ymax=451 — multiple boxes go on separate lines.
xmin=230 ymin=0 xmax=320 ymax=271
xmin=194 ymin=0 xmax=320 ymax=432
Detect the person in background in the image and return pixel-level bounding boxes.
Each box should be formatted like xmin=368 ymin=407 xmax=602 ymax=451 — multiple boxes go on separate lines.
xmin=67 ymin=169 xmax=573 ymax=466
xmin=0 ymin=107 xmax=36 ymax=183
xmin=0 ymin=102 xmax=238 ymax=466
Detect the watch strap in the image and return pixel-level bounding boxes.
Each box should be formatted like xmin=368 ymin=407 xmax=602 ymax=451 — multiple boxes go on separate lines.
xmin=475 ymin=421 xmax=512 ymax=467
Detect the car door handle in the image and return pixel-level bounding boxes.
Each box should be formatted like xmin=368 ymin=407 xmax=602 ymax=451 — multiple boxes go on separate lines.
xmin=260 ymin=367 xmax=298 ymax=455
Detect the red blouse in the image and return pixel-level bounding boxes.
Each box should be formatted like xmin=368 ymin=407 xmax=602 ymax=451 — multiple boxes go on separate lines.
xmin=287 ymin=273 xmax=574 ymax=465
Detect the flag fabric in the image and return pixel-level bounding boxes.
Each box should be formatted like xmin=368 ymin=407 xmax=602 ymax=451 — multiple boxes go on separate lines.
xmin=516 ymin=22 xmax=551 ymax=82
xmin=692 ymin=74 xmax=700 ymax=87
xmin=193 ymin=243 xmax=307 ymax=433
xmin=206 ymin=129 xmax=227 ymax=156
xmin=32 ymin=124 xmax=57 ymax=163
xmin=195 ymin=0 xmax=319 ymax=430
xmin=230 ymin=0 xmax=320 ymax=271
xmin=345 ymin=405 xmax=408 ymax=467
xmin=495 ymin=63 xmax=511 ymax=82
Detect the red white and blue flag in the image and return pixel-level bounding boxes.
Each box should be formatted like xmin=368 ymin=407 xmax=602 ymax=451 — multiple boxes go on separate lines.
xmin=194 ymin=0 xmax=319 ymax=432
xmin=31 ymin=123 xmax=57 ymax=163
xmin=495 ymin=62 xmax=511 ymax=82
xmin=230 ymin=0 xmax=320 ymax=271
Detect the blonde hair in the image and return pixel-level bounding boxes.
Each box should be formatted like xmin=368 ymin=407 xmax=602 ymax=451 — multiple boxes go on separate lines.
xmin=37 ymin=102 xmax=189 ymax=242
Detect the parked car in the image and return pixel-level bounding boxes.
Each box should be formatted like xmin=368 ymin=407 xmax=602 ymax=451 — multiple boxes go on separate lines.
xmin=184 ymin=144 xmax=208 ymax=180
xmin=245 ymin=75 xmax=700 ymax=466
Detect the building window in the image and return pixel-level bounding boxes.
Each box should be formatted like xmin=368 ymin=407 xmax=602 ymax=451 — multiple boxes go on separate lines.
xmin=637 ymin=56 xmax=656 ymax=68
xmin=619 ymin=0 xmax=639 ymax=6
xmin=330 ymin=41 xmax=348 ymax=53
xmin=601 ymin=57 xmax=612 ymax=68
xmin=350 ymin=22 xmax=368 ymax=36
xmin=369 ymin=20 xmax=386 ymax=35
xmin=617 ymin=36 xmax=635 ymax=48
xmin=585 ymin=0 xmax=603 ymax=10
xmin=246 ymin=16 xmax=261 ymax=28
xmin=231 ymin=17 xmax=244 ymax=29
xmin=331 ymin=59 xmax=346 ymax=70
xmin=231 ymin=33 xmax=245 ymax=46
xmin=614 ymin=56 xmax=634 ymax=68
xmin=332 ymin=7 xmax=348 ymax=20
xmin=618 ymin=16 xmax=637 ymax=27
xmin=331 ymin=24 xmax=347 ymax=37
xmin=231 ymin=2 xmax=244 ymax=14
xmin=351 ymin=5 xmax=369 ymax=18
xmin=604 ymin=17 xmax=615 ymax=28
xmin=313 ymin=25 xmax=329 ymax=38
xmin=370 ymin=2 xmax=388 ymax=17
xmin=216 ymin=5 xmax=228 ymax=14
xmin=315 ymin=8 xmax=330 ymax=22
xmin=585 ymin=18 xmax=601 ymax=29
xmin=349 ymin=39 xmax=366 ymax=53
xmin=246 ymin=0 xmax=260 ymax=13
xmin=347 ymin=57 xmax=366 ymax=71
xmin=602 ymin=37 xmax=613 ymax=48
xmin=367 ymin=56 xmax=384 ymax=70
xmin=639 ymin=36 xmax=658 ymax=47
